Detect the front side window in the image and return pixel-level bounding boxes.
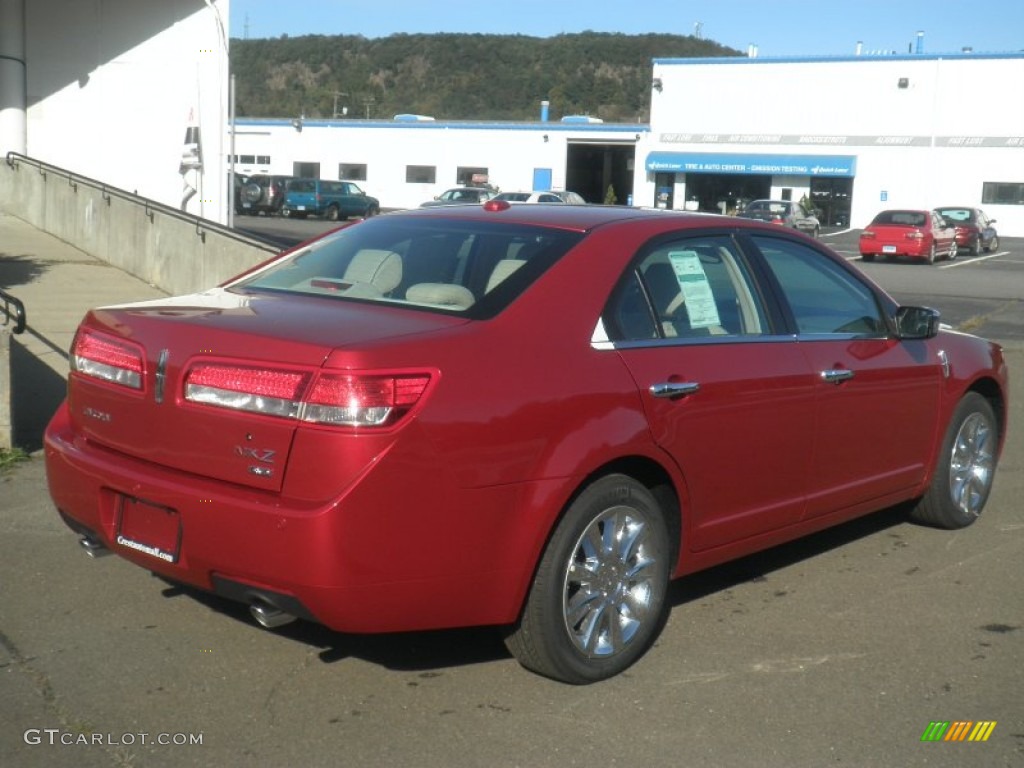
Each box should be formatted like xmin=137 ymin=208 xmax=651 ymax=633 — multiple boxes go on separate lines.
xmin=604 ymin=235 xmax=769 ymax=342
xmin=753 ymin=236 xmax=886 ymax=337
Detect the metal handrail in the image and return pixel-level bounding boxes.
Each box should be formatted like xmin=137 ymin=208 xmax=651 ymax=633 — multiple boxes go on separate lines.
xmin=0 ymin=288 xmax=26 ymax=334
xmin=3 ymin=151 xmax=279 ymax=252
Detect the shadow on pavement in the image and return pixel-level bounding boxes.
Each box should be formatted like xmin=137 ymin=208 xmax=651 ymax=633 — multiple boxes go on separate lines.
xmin=0 ymin=254 xmax=50 ymax=288
xmin=11 ymin=335 xmax=66 ymax=451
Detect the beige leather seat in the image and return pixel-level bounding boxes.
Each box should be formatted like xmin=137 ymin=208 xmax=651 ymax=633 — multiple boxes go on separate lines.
xmin=486 ymin=258 xmax=526 ymax=293
xmin=343 ymin=249 xmax=403 ymax=297
xmin=406 ymin=283 xmax=475 ymax=309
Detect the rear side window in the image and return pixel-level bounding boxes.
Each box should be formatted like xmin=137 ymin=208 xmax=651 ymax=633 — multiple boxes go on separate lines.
xmin=233 ymin=218 xmax=584 ymax=319
xmin=604 ymin=235 xmax=769 ymax=342
xmin=753 ymin=236 xmax=886 ymax=337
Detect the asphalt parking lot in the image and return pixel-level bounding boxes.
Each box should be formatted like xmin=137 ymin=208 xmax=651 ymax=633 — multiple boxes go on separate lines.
xmin=2 ymin=217 xmax=1023 ymax=768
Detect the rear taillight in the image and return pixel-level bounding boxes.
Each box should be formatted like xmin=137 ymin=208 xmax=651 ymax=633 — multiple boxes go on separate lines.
xmin=184 ymin=364 xmax=311 ymax=419
xmin=184 ymin=363 xmax=431 ymax=428
xmin=905 ymin=230 xmax=924 ymax=240
xmin=304 ymin=374 xmax=430 ymax=426
xmin=860 ymin=231 xmax=875 ymax=240
xmin=770 ymin=216 xmax=785 ymax=225
xmin=71 ymin=329 xmax=144 ymax=389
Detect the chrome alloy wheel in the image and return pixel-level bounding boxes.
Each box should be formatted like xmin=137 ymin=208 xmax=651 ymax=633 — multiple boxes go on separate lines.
xmin=948 ymin=411 xmax=995 ymax=518
xmin=562 ymin=506 xmax=659 ymax=658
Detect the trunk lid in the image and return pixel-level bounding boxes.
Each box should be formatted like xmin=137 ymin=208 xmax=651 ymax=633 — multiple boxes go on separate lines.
xmin=67 ymin=288 xmax=465 ymax=491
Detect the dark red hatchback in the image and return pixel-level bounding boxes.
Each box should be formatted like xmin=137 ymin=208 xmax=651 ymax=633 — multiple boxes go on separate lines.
xmin=46 ymin=204 xmax=1008 ymax=683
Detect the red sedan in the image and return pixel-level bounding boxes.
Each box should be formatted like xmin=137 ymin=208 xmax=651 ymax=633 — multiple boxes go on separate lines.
xmin=46 ymin=202 xmax=1008 ymax=683
xmin=859 ymin=208 xmax=958 ymax=263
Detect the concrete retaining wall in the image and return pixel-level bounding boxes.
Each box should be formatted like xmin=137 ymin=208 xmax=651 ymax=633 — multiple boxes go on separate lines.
xmin=0 ymin=155 xmax=282 ymax=449
xmin=0 ymin=156 xmax=279 ymax=296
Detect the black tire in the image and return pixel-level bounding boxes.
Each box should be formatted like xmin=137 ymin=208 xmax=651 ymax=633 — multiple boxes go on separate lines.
xmin=984 ymin=235 xmax=999 ymax=253
xmin=970 ymin=236 xmax=982 ymax=256
xmin=926 ymin=242 xmax=937 ymax=264
xmin=365 ymin=205 xmax=379 ymax=218
xmin=861 ymin=253 xmax=875 ymax=262
xmin=325 ymin=204 xmax=340 ymax=222
xmin=948 ymin=239 xmax=958 ymax=261
xmin=281 ymin=208 xmax=292 ymax=218
xmin=504 ymin=474 xmax=672 ymax=684
xmin=910 ymin=393 xmax=998 ymax=529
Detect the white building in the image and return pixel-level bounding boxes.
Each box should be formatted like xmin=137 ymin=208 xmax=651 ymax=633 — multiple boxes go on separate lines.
xmin=0 ymin=0 xmax=230 ymax=223
xmin=231 ymin=116 xmax=645 ymax=211
xmin=641 ymin=52 xmax=1024 ymax=233
xmin=233 ymin=51 xmax=1024 ymax=236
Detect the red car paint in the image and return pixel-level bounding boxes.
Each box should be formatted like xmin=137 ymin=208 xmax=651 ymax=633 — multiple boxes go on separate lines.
xmin=45 ymin=204 xmax=1008 ymax=676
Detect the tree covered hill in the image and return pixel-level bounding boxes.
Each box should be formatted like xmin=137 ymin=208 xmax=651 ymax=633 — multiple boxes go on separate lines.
xmin=230 ymin=32 xmax=740 ymax=123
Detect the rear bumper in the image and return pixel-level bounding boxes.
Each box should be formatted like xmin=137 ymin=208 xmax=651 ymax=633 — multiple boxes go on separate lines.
xmin=44 ymin=402 xmax=531 ymax=634
xmin=859 ymin=244 xmax=930 ymax=258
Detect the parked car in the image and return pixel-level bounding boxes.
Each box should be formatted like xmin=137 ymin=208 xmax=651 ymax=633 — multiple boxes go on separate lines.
xmin=46 ymin=203 xmax=1008 ymax=684
xmin=859 ymin=209 xmax=957 ymax=263
xmin=282 ymin=179 xmax=380 ymax=221
xmin=737 ymin=199 xmax=820 ymax=237
xmin=493 ymin=190 xmax=586 ymax=204
xmin=935 ymin=206 xmax=999 ymax=256
xmin=420 ymin=186 xmax=498 ymax=207
xmin=237 ymin=174 xmax=294 ymax=216
xmin=232 ymin=173 xmax=249 ymax=215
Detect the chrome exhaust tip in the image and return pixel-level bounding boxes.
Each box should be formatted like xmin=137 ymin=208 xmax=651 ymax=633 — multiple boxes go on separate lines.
xmin=79 ymin=535 xmax=112 ymax=558
xmin=249 ymin=599 xmax=297 ymax=629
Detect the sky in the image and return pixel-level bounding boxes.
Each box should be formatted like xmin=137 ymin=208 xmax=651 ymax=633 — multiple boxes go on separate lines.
xmin=228 ymin=0 xmax=1024 ymax=58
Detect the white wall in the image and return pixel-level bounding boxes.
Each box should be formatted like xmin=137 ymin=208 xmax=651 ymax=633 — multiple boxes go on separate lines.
xmin=22 ymin=0 xmax=229 ymax=223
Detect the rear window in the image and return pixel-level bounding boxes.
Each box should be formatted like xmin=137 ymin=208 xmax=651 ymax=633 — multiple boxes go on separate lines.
xmin=288 ymin=179 xmax=315 ymax=193
xmin=233 ymin=217 xmax=585 ymax=318
xmin=937 ymin=208 xmax=972 ymax=222
xmin=872 ymin=211 xmax=927 ymax=227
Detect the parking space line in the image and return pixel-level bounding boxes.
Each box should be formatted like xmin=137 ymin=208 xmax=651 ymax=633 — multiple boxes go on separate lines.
xmin=939 ymin=251 xmax=1011 ymax=269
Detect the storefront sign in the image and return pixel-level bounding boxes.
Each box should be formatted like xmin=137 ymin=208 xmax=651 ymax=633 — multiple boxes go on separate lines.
xmin=645 ymin=152 xmax=857 ymax=177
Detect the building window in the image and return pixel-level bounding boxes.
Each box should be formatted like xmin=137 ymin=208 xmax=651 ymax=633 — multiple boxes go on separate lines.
xmin=457 ymin=166 xmax=489 ymax=186
xmin=257 ymin=155 xmax=271 ymax=165
xmin=340 ymin=163 xmax=368 ymax=181
xmin=982 ymin=182 xmax=1024 ymax=205
xmin=406 ymin=165 xmax=436 ymax=184
xmin=238 ymin=154 xmax=255 ymax=164
xmin=293 ymin=161 xmax=320 ymax=179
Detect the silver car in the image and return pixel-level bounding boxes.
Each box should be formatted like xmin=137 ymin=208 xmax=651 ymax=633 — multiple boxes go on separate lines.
xmin=738 ymin=199 xmax=821 ymax=237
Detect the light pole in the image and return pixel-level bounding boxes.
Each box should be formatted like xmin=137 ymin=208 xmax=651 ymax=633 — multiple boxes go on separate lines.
xmin=333 ymin=91 xmax=349 ymax=118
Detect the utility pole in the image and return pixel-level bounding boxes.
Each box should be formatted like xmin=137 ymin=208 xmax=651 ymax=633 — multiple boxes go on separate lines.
xmin=333 ymin=91 xmax=349 ymax=118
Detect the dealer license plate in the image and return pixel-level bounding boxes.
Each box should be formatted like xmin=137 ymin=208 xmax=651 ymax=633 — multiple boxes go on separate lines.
xmin=116 ymin=496 xmax=181 ymax=564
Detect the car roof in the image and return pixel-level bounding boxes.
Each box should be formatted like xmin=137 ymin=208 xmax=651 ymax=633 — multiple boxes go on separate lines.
xmin=393 ymin=202 xmax=770 ymax=232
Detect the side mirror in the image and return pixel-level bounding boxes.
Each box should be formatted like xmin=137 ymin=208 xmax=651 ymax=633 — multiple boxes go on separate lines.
xmin=895 ymin=306 xmax=941 ymax=339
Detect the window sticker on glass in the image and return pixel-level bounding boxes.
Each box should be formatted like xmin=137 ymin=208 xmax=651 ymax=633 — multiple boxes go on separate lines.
xmin=668 ymin=251 xmax=721 ymax=328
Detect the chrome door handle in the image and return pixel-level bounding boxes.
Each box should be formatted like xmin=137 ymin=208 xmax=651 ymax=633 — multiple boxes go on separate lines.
xmin=821 ymin=369 xmax=855 ymax=384
xmin=649 ymin=381 xmax=701 ymax=398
